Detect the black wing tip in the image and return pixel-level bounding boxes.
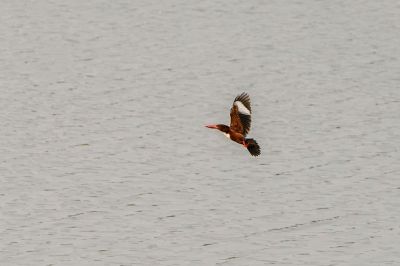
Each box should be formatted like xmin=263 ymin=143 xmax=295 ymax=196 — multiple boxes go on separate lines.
xmin=246 ymin=139 xmax=261 ymax=157
xmin=234 ymin=92 xmax=251 ymax=110
xmin=239 ymin=92 xmax=249 ymax=97
xmin=234 ymin=92 xmax=250 ymax=102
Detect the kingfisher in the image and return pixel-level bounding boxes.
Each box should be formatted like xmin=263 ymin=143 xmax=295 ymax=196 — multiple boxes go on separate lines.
xmin=205 ymin=92 xmax=261 ymax=156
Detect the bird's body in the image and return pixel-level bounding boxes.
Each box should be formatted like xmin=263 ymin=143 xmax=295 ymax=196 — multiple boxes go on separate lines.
xmin=206 ymin=93 xmax=261 ymax=156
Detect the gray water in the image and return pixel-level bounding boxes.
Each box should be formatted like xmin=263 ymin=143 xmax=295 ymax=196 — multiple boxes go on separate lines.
xmin=1 ymin=1 xmax=400 ymax=265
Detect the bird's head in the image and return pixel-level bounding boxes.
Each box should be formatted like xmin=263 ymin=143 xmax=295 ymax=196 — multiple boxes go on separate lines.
xmin=205 ymin=124 xmax=229 ymax=133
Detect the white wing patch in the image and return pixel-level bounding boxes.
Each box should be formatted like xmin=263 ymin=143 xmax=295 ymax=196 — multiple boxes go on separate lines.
xmin=234 ymin=101 xmax=251 ymax=115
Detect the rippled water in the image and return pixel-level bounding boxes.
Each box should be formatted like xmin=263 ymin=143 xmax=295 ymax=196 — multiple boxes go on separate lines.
xmin=1 ymin=0 xmax=400 ymax=265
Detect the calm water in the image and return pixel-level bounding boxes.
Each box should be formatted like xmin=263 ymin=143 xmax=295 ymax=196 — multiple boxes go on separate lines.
xmin=1 ymin=0 xmax=400 ymax=265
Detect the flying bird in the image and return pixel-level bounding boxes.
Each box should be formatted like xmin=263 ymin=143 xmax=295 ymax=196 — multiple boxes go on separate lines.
xmin=205 ymin=92 xmax=261 ymax=156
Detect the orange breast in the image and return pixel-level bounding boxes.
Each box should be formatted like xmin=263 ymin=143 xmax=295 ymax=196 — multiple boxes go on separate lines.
xmin=229 ymin=130 xmax=245 ymax=145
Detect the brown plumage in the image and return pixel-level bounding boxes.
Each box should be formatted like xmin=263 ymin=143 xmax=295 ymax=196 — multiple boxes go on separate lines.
xmin=205 ymin=92 xmax=261 ymax=156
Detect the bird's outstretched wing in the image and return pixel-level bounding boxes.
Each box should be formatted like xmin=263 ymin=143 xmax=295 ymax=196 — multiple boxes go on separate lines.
xmin=245 ymin=138 xmax=261 ymax=156
xmin=230 ymin=92 xmax=252 ymax=136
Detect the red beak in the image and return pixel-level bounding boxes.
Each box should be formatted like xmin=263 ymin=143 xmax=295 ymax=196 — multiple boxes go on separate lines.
xmin=205 ymin=124 xmax=218 ymax=129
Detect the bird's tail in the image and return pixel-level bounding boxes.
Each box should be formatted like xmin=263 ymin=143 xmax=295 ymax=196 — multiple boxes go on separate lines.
xmin=245 ymin=138 xmax=261 ymax=156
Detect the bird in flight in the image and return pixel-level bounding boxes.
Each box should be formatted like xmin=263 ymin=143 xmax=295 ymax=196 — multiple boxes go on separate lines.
xmin=205 ymin=92 xmax=261 ymax=156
